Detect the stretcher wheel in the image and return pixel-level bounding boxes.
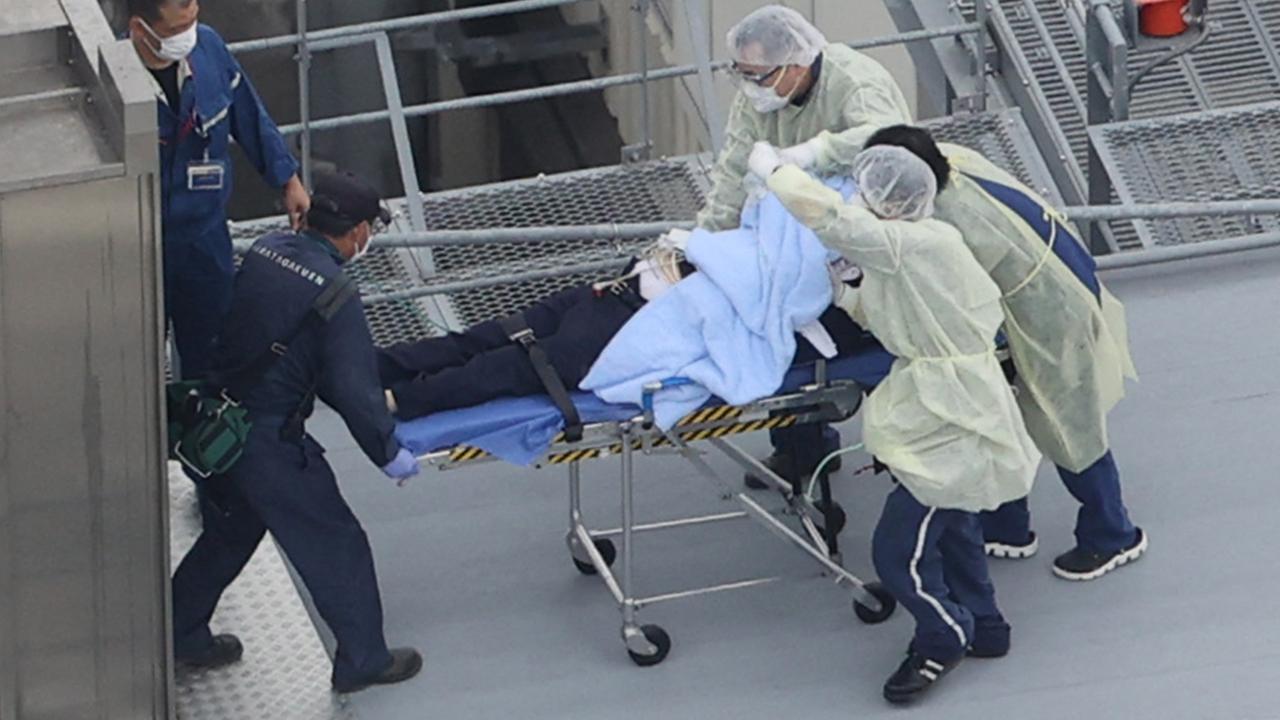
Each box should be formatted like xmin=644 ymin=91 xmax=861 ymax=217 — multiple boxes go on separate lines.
xmin=626 ymin=625 xmax=672 ymax=667
xmin=854 ymin=582 xmax=896 ymax=624
xmin=814 ymin=500 xmax=847 ymax=540
xmin=572 ymin=538 xmax=617 ymax=575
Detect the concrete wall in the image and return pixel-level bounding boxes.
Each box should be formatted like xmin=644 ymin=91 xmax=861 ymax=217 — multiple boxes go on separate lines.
xmin=565 ymin=0 xmax=919 ymax=159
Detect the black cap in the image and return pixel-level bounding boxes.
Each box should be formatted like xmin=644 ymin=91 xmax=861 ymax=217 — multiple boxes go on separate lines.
xmin=307 ymin=171 xmax=392 ymax=235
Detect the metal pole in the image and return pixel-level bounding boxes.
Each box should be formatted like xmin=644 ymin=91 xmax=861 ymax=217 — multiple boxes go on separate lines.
xmin=846 ymin=23 xmax=982 ymax=51
xmin=682 ymin=0 xmax=724 ymax=155
xmin=296 ymin=0 xmax=312 ymax=189
xmin=1085 ymin=0 xmax=1129 ymax=253
xmin=620 ymin=425 xmax=637 ymax=629
xmin=276 ymin=61 xmax=712 ymax=135
xmin=636 ymin=0 xmax=652 ymax=161
xmin=1096 ymin=231 xmax=1280 ymax=271
xmin=373 ymin=34 xmax=428 ymax=233
xmin=271 ymin=24 xmax=986 ymax=137
xmin=228 ymin=0 xmax=593 ymax=54
xmin=1063 ymin=199 xmax=1280 ymax=222
xmin=360 ymin=256 xmax=628 ymax=305
xmin=375 ymin=220 xmax=691 ymax=247
xmin=972 ymin=1 xmax=989 ymax=111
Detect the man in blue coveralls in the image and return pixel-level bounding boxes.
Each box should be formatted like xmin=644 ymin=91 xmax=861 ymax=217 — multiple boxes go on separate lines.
xmin=170 ymin=171 xmax=423 ymax=693
xmin=127 ymin=0 xmax=310 ymax=378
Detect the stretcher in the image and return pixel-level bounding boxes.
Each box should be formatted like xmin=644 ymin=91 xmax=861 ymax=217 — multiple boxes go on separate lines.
xmin=403 ymin=350 xmax=901 ymax=666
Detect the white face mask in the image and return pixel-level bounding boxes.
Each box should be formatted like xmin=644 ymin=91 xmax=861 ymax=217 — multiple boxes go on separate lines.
xmin=741 ymin=70 xmax=794 ymax=113
xmin=141 ymin=20 xmax=198 ymax=62
xmin=348 ymin=226 xmax=373 ymax=264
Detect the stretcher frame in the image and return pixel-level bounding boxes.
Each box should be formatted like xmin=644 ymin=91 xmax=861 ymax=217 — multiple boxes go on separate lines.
xmin=414 ymin=359 xmax=896 ymax=666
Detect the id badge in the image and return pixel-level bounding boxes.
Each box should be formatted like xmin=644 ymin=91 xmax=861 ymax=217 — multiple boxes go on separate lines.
xmin=187 ymin=159 xmax=225 ymax=191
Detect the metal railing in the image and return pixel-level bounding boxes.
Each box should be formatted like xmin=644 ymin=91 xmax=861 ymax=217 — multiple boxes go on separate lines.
xmin=233 ymin=0 xmax=991 ymax=199
xmin=348 ymin=198 xmax=1280 ymax=306
xmin=219 ymin=2 xmax=1276 ymax=305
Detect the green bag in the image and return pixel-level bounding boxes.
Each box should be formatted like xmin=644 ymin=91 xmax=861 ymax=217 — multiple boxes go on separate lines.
xmin=166 ymin=380 xmax=252 ymax=478
xmin=164 ymin=272 xmax=356 ymax=478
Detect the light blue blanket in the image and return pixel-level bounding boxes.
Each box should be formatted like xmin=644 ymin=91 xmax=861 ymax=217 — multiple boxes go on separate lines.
xmin=580 ymin=185 xmax=849 ymax=429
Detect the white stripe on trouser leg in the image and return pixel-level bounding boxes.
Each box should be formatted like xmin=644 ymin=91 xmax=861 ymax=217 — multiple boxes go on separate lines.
xmin=909 ymin=507 xmax=969 ymax=650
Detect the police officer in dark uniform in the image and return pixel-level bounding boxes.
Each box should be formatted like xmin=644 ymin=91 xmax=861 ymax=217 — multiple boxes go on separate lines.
xmin=170 ymin=171 xmax=423 ymax=694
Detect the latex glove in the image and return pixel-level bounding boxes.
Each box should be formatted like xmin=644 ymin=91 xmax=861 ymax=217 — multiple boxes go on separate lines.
xmin=660 ymin=228 xmax=692 ymax=250
xmin=381 ymin=447 xmax=420 ymax=486
xmin=777 ymin=138 xmax=822 ymax=169
xmin=747 ymin=141 xmax=783 ymax=180
xmin=282 ymin=174 xmax=311 ymax=230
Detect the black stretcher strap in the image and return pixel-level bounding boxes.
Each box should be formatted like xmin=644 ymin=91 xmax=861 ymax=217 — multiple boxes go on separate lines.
xmin=498 ymin=313 xmax=585 ymax=442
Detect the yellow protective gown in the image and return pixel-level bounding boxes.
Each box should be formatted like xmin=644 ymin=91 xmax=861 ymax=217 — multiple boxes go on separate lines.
xmin=767 ymin=165 xmax=1040 ymax=512
xmin=696 ymin=44 xmax=912 ymax=231
xmin=936 ymin=143 xmax=1137 ymax=472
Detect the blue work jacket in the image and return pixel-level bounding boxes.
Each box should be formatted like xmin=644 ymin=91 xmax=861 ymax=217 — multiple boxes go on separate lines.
xmin=213 ymin=230 xmax=398 ymax=467
xmin=153 ymin=25 xmax=298 ymax=246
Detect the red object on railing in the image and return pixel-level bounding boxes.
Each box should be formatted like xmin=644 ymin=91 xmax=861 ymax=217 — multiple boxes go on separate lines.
xmin=1137 ymin=0 xmax=1190 ymax=37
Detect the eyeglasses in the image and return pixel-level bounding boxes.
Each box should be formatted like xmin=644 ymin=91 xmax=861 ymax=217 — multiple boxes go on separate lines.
xmin=370 ymin=203 xmax=395 ymax=235
xmin=729 ymin=63 xmax=782 ymax=86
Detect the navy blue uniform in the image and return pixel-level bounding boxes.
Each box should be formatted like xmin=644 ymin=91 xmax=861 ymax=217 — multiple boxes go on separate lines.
xmin=171 ymin=230 xmax=398 ymax=688
xmin=156 ymin=25 xmax=298 ymax=378
xmin=873 ymin=486 xmax=1009 ymax=661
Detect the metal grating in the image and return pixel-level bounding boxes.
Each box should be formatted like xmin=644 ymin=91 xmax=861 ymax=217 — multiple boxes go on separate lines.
xmin=169 ymin=466 xmax=354 ymax=720
xmin=1090 ymin=101 xmax=1280 ymax=246
xmin=923 ymin=108 xmax=1063 ymax=204
xmin=344 ymin=245 xmax=442 ymax=346
xmin=417 ymin=157 xmax=708 ymax=326
xmin=960 ymin=0 xmax=1280 ymax=247
xmin=229 ymin=216 xmax=441 ymax=347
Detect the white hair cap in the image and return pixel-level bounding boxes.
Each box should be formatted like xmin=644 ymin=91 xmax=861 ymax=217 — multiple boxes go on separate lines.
xmin=727 ymin=5 xmax=827 ymax=68
xmin=851 ymin=145 xmax=939 ymax=221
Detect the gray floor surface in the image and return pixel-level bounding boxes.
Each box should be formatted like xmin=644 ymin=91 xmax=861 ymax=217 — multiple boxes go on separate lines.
xmin=298 ymin=246 xmax=1280 ymax=719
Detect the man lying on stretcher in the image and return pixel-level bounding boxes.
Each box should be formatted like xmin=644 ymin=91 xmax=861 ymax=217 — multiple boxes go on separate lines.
xmin=377 ymin=217 xmax=881 ymax=422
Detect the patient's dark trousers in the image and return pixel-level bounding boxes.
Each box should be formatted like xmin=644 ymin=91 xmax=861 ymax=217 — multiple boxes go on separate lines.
xmin=377 ymin=285 xmax=638 ymax=419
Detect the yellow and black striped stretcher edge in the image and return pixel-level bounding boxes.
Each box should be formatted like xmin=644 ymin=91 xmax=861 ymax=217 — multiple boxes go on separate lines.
xmin=421 ymin=381 xmax=864 ymax=470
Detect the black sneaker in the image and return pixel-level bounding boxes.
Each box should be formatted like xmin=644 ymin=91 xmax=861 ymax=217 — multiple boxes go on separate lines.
xmin=883 ymin=650 xmax=961 ymax=704
xmin=744 ymin=451 xmax=841 ymax=490
xmin=333 ymin=647 xmax=423 ymax=694
xmin=1052 ymin=527 xmax=1148 ymax=581
xmin=984 ymin=531 xmax=1039 ymax=559
xmin=176 ymin=633 xmax=244 ymax=670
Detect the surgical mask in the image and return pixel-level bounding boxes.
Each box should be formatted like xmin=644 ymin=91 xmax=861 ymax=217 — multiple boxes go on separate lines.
xmin=141 ymin=20 xmax=198 ymax=62
xmin=737 ymin=72 xmax=793 ymax=114
xmin=349 ymin=228 xmax=373 ymax=264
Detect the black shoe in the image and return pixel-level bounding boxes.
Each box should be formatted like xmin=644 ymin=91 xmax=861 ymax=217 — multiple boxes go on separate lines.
xmin=966 ymin=623 xmax=1011 ymax=659
xmin=984 ymin=531 xmax=1039 ymax=559
xmin=176 ymin=633 xmax=244 ymax=670
xmin=883 ymin=650 xmax=961 ymax=704
xmin=744 ymin=452 xmax=841 ymax=490
xmin=333 ymin=648 xmax=423 ymax=694
xmin=1052 ymin=527 xmax=1148 ymax=581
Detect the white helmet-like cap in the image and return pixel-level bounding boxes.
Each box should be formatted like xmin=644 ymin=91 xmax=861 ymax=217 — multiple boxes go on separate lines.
xmin=727 ymin=5 xmax=827 ymax=68
xmin=852 ymin=145 xmax=939 ymax=221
